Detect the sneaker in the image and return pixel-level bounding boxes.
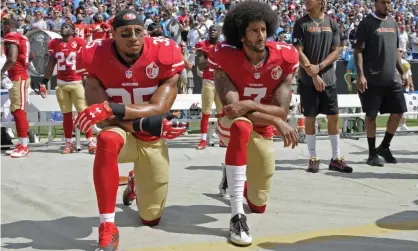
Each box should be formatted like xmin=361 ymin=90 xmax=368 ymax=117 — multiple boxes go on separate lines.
xmin=96 ymin=222 xmax=119 ymax=251
xmin=399 ymin=124 xmax=409 ymax=131
xmin=62 ymin=142 xmax=75 ymax=154
xmin=219 ymin=140 xmax=226 ymax=148
xmin=196 ymin=140 xmax=207 ymax=150
xmin=219 ymin=163 xmax=229 ymax=199
xmin=122 ymin=170 xmax=136 ymax=206
xmin=10 ymin=145 xmax=29 ymax=158
xmin=307 ymin=157 xmax=320 ymax=173
xmin=229 ymin=214 xmax=252 ymax=246
xmin=329 ymin=157 xmax=353 ymax=173
xmin=5 ymin=144 xmax=21 ymax=155
xmin=376 ymin=146 xmax=397 ymax=163
xmin=367 ymin=155 xmax=384 ymax=167
xmin=88 ymin=140 xmax=97 ymax=154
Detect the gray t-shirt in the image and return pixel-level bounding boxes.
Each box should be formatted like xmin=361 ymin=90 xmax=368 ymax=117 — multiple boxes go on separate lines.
xmin=354 ymin=13 xmax=399 ymax=86
xmin=292 ymin=14 xmax=340 ymax=86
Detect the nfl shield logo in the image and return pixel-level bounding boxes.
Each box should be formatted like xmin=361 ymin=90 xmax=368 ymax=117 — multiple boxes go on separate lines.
xmin=146 ymin=62 xmax=159 ymax=79
xmin=125 ymin=70 xmax=132 ymax=79
xmin=254 ymin=72 xmax=260 ymax=79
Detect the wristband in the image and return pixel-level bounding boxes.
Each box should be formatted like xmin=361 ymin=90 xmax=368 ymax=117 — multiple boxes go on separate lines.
xmin=132 ymin=114 xmax=166 ymax=137
xmin=132 ymin=118 xmax=143 ymax=132
xmin=109 ymin=102 xmax=126 ymax=120
xmin=42 ymin=78 xmax=49 ymax=85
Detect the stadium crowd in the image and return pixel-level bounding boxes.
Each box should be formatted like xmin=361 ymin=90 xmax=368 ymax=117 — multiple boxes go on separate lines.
xmin=2 ymin=0 xmax=418 ymax=59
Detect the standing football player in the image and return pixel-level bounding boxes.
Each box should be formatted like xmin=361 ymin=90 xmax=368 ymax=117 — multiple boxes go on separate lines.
xmin=74 ymin=10 xmax=186 ymax=251
xmin=1 ymin=18 xmax=31 ymax=158
xmin=354 ymin=0 xmax=408 ymax=166
xmin=195 ymin=25 xmax=224 ymax=149
xmin=42 ymin=22 xmax=96 ymax=154
xmin=293 ymin=0 xmax=353 ymax=173
xmin=209 ymin=1 xmax=298 ymax=246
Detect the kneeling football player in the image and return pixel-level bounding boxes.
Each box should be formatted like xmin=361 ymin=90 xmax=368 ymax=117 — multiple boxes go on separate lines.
xmin=209 ymin=1 xmax=299 ymax=246
xmin=74 ymin=10 xmax=186 ymax=251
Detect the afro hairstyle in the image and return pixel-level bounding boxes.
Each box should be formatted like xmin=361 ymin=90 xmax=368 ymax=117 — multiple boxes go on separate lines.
xmin=222 ymin=0 xmax=278 ymax=49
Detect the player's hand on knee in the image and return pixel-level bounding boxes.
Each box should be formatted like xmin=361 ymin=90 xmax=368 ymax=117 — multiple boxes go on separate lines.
xmin=357 ymin=75 xmax=368 ymax=93
xmin=274 ymin=119 xmax=298 ymax=149
xmin=74 ymin=102 xmax=113 ymax=133
xmin=39 ymin=84 xmax=47 ymax=99
xmin=313 ymin=75 xmax=326 ymax=92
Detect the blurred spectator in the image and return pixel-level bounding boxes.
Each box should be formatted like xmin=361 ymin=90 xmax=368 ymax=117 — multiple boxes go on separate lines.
xmin=29 ymin=9 xmax=48 ymax=31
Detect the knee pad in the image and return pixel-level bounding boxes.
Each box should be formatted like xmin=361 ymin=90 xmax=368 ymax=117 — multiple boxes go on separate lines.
xmin=244 ymin=181 xmax=267 ymax=214
xmin=141 ymin=217 xmax=161 ymax=226
xmin=138 ymin=200 xmax=164 ymax=226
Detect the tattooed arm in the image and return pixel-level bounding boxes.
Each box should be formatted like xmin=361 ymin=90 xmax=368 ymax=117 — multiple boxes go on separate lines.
xmin=214 ymin=69 xmax=239 ymax=105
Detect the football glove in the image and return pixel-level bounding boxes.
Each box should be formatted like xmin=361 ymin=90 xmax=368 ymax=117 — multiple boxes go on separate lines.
xmin=1 ymin=73 xmax=13 ymax=89
xmin=74 ymin=101 xmax=114 ymax=133
xmin=133 ymin=113 xmax=187 ymax=139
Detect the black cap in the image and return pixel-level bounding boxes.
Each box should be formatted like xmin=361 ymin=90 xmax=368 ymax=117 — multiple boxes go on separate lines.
xmin=112 ymin=9 xmax=144 ymax=29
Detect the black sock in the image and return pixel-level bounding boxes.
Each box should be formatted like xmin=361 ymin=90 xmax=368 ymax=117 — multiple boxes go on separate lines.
xmin=381 ymin=131 xmax=394 ymax=149
xmin=367 ymin=137 xmax=376 ymax=156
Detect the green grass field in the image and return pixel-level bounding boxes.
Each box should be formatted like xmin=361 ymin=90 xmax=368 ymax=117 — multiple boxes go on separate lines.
xmin=28 ymin=117 xmax=418 ymax=139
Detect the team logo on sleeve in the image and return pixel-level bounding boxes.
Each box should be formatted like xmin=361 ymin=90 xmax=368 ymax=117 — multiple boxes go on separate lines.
xmin=146 ymin=62 xmax=159 ymax=79
xmin=271 ymin=65 xmax=282 ymax=80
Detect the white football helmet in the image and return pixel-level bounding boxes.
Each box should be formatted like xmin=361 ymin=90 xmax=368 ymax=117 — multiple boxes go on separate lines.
xmin=189 ymin=102 xmax=202 ymax=119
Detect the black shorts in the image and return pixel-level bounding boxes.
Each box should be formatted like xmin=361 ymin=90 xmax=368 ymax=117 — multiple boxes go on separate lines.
xmin=299 ymin=82 xmax=339 ymax=117
xmin=358 ymin=84 xmax=407 ymax=118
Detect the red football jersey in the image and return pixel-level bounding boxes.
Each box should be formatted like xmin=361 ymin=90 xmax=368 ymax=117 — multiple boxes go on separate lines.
xmin=195 ymin=40 xmax=216 ymax=80
xmin=209 ymin=41 xmax=299 ymax=138
xmin=3 ymin=32 xmax=29 ymax=81
xmin=74 ymin=23 xmax=90 ymax=40
xmin=76 ymin=36 xmax=185 ymax=141
xmin=89 ymin=23 xmax=111 ymax=40
xmin=48 ymin=37 xmax=86 ymax=83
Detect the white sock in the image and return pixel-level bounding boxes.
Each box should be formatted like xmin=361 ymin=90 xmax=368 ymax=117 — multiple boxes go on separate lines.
xmin=329 ymin=134 xmax=340 ymax=160
xmin=306 ymin=134 xmax=316 ymax=158
xmin=226 ymin=165 xmax=246 ymax=217
xmin=20 ymin=138 xmax=28 ymax=147
xmin=100 ymin=213 xmax=115 ymax=223
xmin=201 ymin=133 xmax=207 ymax=140
xmin=65 ymin=138 xmax=72 ymax=143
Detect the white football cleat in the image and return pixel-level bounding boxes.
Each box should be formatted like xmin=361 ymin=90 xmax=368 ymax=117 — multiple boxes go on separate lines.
xmin=229 ymin=214 xmax=252 ymax=246
xmin=219 ymin=163 xmax=230 ymax=199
